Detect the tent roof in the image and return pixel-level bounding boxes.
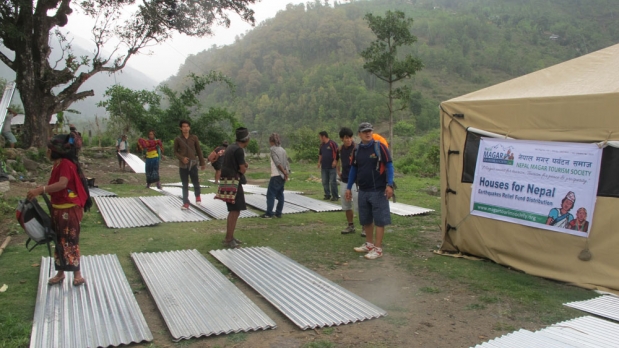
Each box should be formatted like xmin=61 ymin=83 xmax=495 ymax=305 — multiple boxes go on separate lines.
xmin=446 ymin=43 xmax=619 ymax=103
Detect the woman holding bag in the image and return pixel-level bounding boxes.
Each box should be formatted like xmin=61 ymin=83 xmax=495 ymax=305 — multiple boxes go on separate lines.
xmin=27 ymin=134 xmax=89 ymax=286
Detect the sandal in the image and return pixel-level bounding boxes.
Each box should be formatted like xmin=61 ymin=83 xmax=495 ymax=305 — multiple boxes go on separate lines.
xmin=73 ymin=277 xmax=86 ymax=286
xmin=222 ymin=239 xmax=240 ymax=249
xmin=48 ymin=275 xmax=65 ymax=285
xmin=233 ymin=238 xmax=243 ymax=245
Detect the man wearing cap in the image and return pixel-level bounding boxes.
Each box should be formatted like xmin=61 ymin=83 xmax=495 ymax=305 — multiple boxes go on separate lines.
xmin=174 ymin=119 xmax=206 ymax=210
xmin=345 ymin=122 xmax=394 ymax=260
xmin=220 ymin=127 xmax=251 ymax=248
xmin=318 ymin=131 xmax=340 ymax=201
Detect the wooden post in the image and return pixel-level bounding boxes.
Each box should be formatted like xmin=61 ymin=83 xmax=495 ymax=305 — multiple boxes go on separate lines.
xmin=0 ymin=236 xmax=11 ymax=257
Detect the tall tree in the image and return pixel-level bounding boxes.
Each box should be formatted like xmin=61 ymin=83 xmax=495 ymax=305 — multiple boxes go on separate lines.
xmin=0 ymin=0 xmax=256 ymax=147
xmin=98 ymin=72 xmax=238 ymax=148
xmin=360 ymin=10 xmax=423 ymax=145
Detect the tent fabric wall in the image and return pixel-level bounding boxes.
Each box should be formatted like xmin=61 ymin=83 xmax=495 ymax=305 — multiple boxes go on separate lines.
xmin=439 ymin=43 xmax=619 ymax=291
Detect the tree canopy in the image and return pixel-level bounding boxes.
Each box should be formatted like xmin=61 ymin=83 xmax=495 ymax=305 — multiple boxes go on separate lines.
xmin=98 ymin=73 xmax=241 ymax=150
xmin=360 ymin=10 xmax=423 ymax=145
xmin=0 ymin=0 xmax=256 ymax=147
xmin=161 ymin=0 xmax=619 ymax=142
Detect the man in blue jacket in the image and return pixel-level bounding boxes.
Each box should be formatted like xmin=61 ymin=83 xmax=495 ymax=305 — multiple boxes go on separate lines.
xmin=345 ymin=122 xmax=394 ymax=259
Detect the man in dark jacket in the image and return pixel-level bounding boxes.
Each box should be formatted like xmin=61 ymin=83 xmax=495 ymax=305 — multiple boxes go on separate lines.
xmin=317 ymin=131 xmax=339 ymax=201
xmin=173 ymin=119 xmax=206 ymax=210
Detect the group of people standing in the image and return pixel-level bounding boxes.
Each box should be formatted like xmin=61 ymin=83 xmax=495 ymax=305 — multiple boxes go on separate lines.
xmin=318 ymin=123 xmax=395 ymax=260
xmin=27 ymin=119 xmax=390 ymax=288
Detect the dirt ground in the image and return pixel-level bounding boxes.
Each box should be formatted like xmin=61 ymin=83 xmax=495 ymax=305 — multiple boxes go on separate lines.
xmin=0 ymin=153 xmax=541 ymax=348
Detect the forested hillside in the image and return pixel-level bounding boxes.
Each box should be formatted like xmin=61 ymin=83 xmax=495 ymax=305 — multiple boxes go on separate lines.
xmin=163 ymin=0 xmax=619 ymax=138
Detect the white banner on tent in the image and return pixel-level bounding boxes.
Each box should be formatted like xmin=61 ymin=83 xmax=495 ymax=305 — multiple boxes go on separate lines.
xmin=471 ymin=138 xmax=602 ymax=237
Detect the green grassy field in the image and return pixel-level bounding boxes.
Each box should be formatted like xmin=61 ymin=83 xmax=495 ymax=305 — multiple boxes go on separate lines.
xmin=0 ymin=156 xmax=596 ymax=347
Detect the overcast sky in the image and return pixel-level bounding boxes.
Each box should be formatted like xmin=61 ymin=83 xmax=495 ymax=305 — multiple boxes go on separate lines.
xmin=64 ymin=1 xmax=305 ymax=83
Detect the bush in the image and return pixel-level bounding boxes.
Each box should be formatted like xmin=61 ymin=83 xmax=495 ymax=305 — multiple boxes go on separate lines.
xmin=394 ymin=129 xmax=440 ymax=177
xmin=393 ymin=120 xmax=416 ymax=136
xmin=290 ymin=126 xmax=320 ymax=162
xmin=247 ymin=139 xmax=259 ymax=155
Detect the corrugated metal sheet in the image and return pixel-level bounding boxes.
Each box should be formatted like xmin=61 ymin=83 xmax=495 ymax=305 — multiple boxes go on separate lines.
xmin=243 ymin=185 xmax=304 ymax=195
xmin=473 ymin=315 xmax=619 ymax=347
xmin=564 ymin=295 xmax=619 ymax=321
xmin=139 ymin=195 xmax=211 ymax=222
xmin=210 ymin=247 xmax=387 ymax=329
xmin=161 ymin=182 xmax=209 ymax=188
xmin=89 ymin=187 xmax=118 ymax=197
xmin=539 ymin=316 xmax=619 ymax=347
xmin=389 ymin=201 xmax=435 ymax=217
xmin=94 ymin=196 xmax=161 ymax=228
xmin=160 ymin=187 xmax=258 ymax=219
xmin=279 ymin=193 xmax=341 ymax=212
xmin=117 ymin=152 xmax=146 ymax=173
xmin=131 ymin=249 xmax=276 ymax=341
xmin=0 ymin=81 xmax=16 ymax=130
xmin=30 ymin=255 xmax=152 ymax=348
xmin=244 ymin=193 xmax=310 ymax=214
xmin=472 ymin=329 xmax=575 ymax=347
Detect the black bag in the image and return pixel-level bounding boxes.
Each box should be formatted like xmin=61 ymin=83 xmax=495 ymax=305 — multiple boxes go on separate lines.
xmin=15 ymin=194 xmax=63 ymax=259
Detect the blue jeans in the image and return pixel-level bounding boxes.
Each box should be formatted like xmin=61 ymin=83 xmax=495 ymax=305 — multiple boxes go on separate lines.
xmin=321 ymin=167 xmax=338 ymax=198
xmin=266 ymin=176 xmax=285 ymax=217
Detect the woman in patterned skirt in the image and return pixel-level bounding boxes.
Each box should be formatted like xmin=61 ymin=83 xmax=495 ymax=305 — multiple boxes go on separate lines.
xmin=27 ymin=134 xmax=89 ymax=286
xmin=137 ymin=130 xmax=164 ymax=189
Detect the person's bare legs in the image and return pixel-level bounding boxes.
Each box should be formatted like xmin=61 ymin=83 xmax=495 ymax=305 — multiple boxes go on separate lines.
xmin=374 ymin=226 xmax=384 ymax=248
xmin=346 ymin=209 xmax=354 ymax=224
xmin=364 ymin=223 xmax=374 ymax=243
xmin=215 ymin=169 xmax=221 ymax=184
xmin=225 ymin=210 xmax=241 ymax=242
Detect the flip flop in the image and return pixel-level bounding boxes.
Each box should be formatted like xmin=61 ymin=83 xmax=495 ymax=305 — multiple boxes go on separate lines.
xmin=48 ymin=275 xmax=65 ymax=285
xmin=73 ymin=277 xmax=86 ymax=286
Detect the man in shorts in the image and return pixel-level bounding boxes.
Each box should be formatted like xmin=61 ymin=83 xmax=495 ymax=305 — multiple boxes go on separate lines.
xmin=337 ymin=127 xmax=359 ymax=235
xmin=345 ymin=122 xmax=394 ymax=260
xmin=220 ymin=127 xmax=250 ymax=248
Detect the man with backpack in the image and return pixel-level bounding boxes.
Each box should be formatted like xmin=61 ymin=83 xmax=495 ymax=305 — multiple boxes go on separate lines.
xmin=345 ymin=122 xmax=394 ymax=260
xmin=317 ymin=131 xmax=339 ymax=201
xmin=173 ymin=119 xmax=206 ymax=210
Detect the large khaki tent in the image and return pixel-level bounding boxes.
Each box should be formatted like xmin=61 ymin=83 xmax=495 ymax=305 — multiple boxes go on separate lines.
xmin=439 ymin=43 xmax=619 ymax=291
